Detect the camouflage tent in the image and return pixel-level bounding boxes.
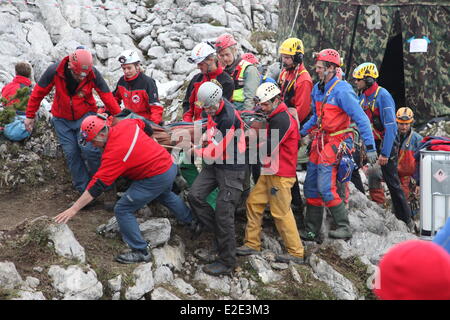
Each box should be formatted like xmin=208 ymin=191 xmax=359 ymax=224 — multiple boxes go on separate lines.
xmin=279 ymin=0 xmax=450 ymax=125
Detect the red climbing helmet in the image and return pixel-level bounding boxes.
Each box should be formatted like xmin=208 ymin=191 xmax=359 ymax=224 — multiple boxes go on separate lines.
xmin=241 ymin=53 xmax=259 ymax=65
xmin=79 ymin=114 xmax=107 ymax=145
xmin=69 ymin=49 xmax=93 ymax=77
xmin=215 ymin=33 xmax=238 ymax=52
xmin=316 ymin=48 xmax=341 ymax=66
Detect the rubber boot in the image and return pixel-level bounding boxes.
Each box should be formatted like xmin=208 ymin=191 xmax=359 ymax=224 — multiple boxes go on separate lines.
xmin=300 ymin=204 xmax=323 ymax=243
xmin=328 ymin=202 xmax=352 ymax=240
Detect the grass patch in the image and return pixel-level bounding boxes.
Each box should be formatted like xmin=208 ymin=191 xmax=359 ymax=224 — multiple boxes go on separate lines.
xmin=317 ymin=246 xmax=377 ymax=300
xmin=0 ymin=288 xmax=20 ymax=300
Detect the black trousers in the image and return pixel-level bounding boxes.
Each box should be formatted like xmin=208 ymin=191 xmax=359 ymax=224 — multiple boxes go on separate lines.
xmin=377 ymin=139 xmax=412 ymax=224
xmin=187 ymin=166 xmax=245 ymax=268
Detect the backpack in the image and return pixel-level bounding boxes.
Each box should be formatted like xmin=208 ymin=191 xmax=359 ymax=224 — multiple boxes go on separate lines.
xmin=3 ymin=115 xmax=30 ymax=142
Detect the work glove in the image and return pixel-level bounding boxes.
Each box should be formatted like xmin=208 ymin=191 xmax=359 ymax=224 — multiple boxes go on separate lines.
xmin=366 ymin=150 xmax=378 ymax=165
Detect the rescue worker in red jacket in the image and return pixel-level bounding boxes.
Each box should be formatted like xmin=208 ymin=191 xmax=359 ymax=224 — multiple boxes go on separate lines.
xmin=395 ymin=107 xmax=422 ymax=213
xmin=25 ymin=48 xmax=121 ymax=194
xmin=1 ymin=62 xmax=32 ymax=107
xmin=278 ymin=38 xmax=313 ymax=126
xmin=187 ymin=81 xmax=246 ymax=276
xmin=278 ymin=38 xmax=313 ymax=226
xmin=300 ymin=49 xmax=377 ymax=243
xmin=54 ymin=115 xmax=198 ymax=264
xmin=214 ymin=33 xmax=260 ymax=111
xmin=113 ymin=50 xmax=163 ymax=124
xmin=182 ymin=42 xmax=234 ymax=122
xmin=236 ymin=82 xmax=305 ymax=264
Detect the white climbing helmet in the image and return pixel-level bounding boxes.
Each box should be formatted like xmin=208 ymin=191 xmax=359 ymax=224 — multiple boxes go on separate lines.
xmin=118 ymin=50 xmax=140 ymax=65
xmin=195 ymin=81 xmax=223 ymax=108
xmin=188 ymin=42 xmax=216 ymax=64
xmin=254 ymin=82 xmax=281 ymax=104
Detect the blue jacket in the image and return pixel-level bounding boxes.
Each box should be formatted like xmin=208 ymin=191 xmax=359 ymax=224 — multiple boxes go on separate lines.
xmin=358 ymin=84 xmax=397 ymax=157
xmin=301 ymin=76 xmax=375 ymax=152
xmin=434 ymin=217 xmax=450 ymax=254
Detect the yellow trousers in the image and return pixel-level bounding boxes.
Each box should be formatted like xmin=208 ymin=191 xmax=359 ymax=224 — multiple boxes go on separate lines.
xmin=244 ymin=175 xmax=304 ymax=258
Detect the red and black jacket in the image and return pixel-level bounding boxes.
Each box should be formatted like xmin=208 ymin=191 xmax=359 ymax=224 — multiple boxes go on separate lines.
xmin=194 ymin=99 xmax=246 ymax=171
xmin=261 ymin=102 xmax=300 ymax=177
xmin=1 ymin=75 xmax=32 ymax=106
xmin=113 ymin=72 xmax=163 ymax=124
xmin=182 ymin=67 xmax=234 ymax=122
xmin=26 ymin=56 xmax=121 ymax=120
xmin=278 ymin=63 xmax=313 ymax=125
xmin=87 ymin=119 xmax=173 ymax=198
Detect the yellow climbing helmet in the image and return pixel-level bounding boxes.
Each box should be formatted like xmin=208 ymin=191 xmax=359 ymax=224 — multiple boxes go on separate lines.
xmin=279 ymin=38 xmax=304 ymax=55
xmin=396 ymin=107 xmax=414 ymax=124
xmin=353 ymin=62 xmax=379 ymax=79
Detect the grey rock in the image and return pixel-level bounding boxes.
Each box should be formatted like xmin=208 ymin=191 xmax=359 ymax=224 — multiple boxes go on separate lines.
xmin=133 ymin=24 xmax=153 ymax=40
xmin=151 ymin=287 xmax=181 ymax=300
xmin=25 ymin=276 xmax=40 ymax=289
xmin=152 ymin=240 xmax=185 ymax=271
xmin=147 ymin=46 xmax=167 ymax=59
xmin=193 ymin=267 xmax=231 ymax=294
xmin=138 ymin=35 xmax=153 ymax=51
xmin=12 ymin=290 xmax=46 ymax=300
xmin=309 ymin=254 xmax=358 ymax=300
xmin=271 ymin=262 xmax=288 ymax=270
xmin=47 ymin=224 xmax=86 ymax=263
xmin=154 ymin=266 xmax=174 ymax=285
xmin=125 ymin=263 xmax=154 ymax=300
xmin=107 ymin=275 xmax=122 ymax=293
xmin=173 ymin=56 xmax=196 ymax=75
xmin=186 ymin=23 xmax=231 ymax=42
xmin=0 ymin=261 xmax=23 ymax=289
xmin=289 ymin=263 xmax=303 ymax=285
xmin=140 ymin=218 xmax=171 ymax=248
xmin=19 ymin=11 xmax=34 ymax=22
xmin=48 ymin=265 xmax=103 ymax=300
xmin=172 ymin=277 xmax=196 ymax=295
xmin=248 ymin=255 xmax=282 ymax=284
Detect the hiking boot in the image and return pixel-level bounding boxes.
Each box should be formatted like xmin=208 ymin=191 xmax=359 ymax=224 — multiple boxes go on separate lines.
xmin=202 ymin=262 xmax=233 ymax=276
xmin=236 ymin=245 xmax=260 ymax=256
xmin=275 ymin=253 xmax=305 ymax=265
xmin=328 ymin=202 xmax=352 ymax=240
xmin=115 ymin=249 xmax=152 ymax=264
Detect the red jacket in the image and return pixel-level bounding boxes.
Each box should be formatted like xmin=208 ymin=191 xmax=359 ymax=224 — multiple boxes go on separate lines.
xmin=182 ymin=66 xmax=234 ymax=122
xmin=26 ymin=56 xmax=121 ymax=120
xmin=261 ymin=103 xmax=300 ymax=177
xmin=278 ymin=63 xmax=313 ymax=125
xmin=1 ymin=75 xmax=32 ymax=106
xmin=87 ymin=119 xmax=173 ymax=195
xmin=113 ymin=72 xmax=163 ymax=124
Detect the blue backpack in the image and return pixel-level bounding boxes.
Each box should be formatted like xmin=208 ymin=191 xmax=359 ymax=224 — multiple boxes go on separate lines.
xmin=4 ymin=115 xmax=31 ymax=141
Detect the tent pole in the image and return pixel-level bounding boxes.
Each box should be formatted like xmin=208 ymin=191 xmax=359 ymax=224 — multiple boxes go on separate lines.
xmin=345 ymin=5 xmax=361 ymax=80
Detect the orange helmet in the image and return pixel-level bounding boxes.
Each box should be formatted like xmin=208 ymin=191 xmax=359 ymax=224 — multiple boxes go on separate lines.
xmin=214 ymin=33 xmax=237 ymax=52
xmin=69 ymin=49 xmax=93 ymax=77
xmin=241 ymin=53 xmax=259 ymax=65
xmin=316 ymin=49 xmax=341 ymax=66
xmin=80 ymin=114 xmax=107 ymax=145
xmin=396 ymin=107 xmax=414 ymax=124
